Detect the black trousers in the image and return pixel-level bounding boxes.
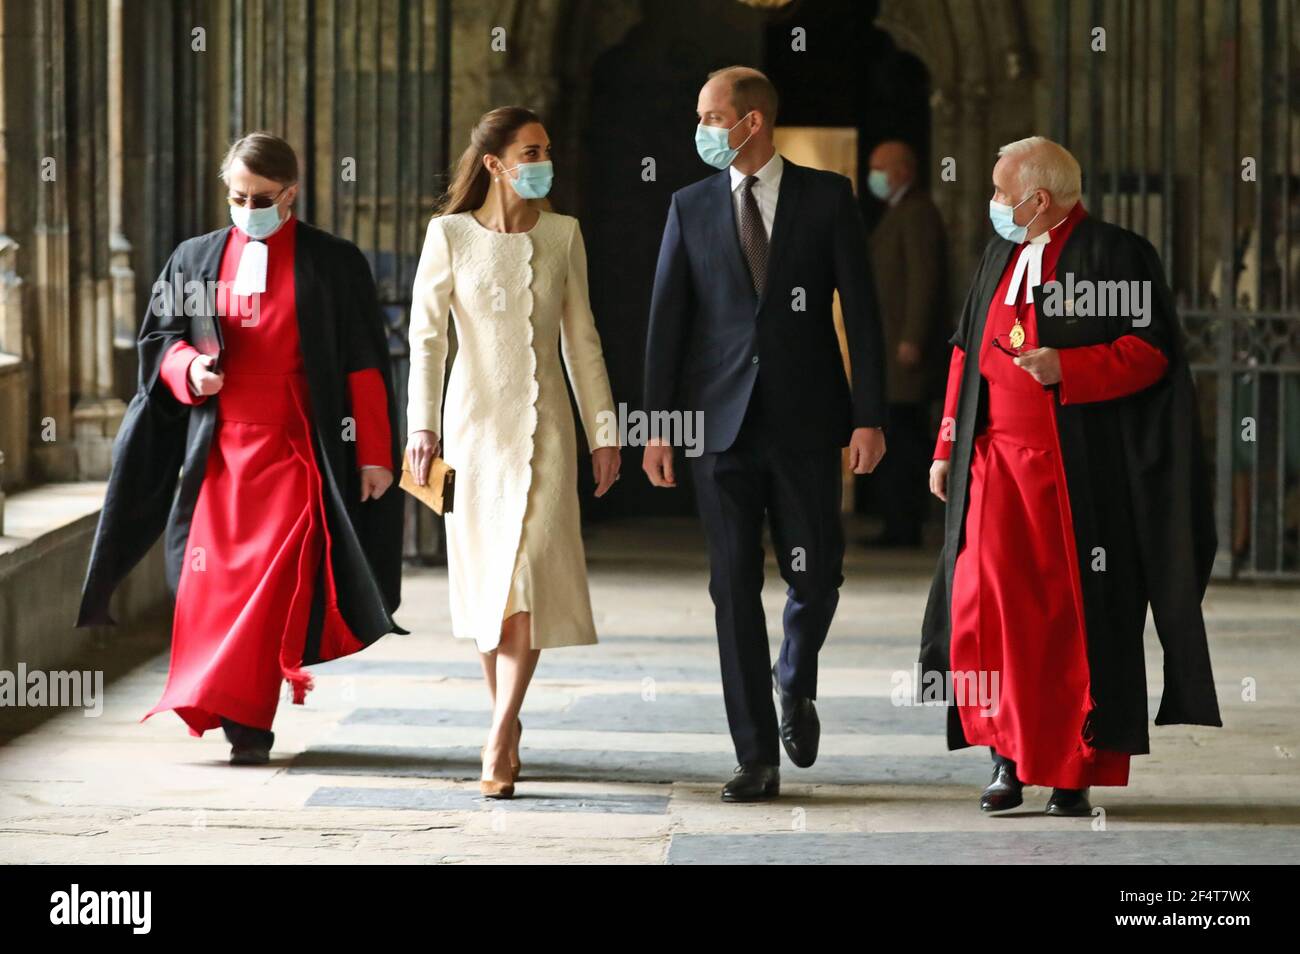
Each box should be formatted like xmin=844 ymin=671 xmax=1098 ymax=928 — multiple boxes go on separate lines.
xmin=221 ymin=716 xmax=274 ymax=749
xmin=690 ymin=392 xmax=845 ymax=766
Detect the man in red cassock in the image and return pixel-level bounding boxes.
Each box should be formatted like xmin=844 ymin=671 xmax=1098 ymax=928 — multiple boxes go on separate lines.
xmin=920 ymin=136 xmax=1221 ymax=815
xmin=78 ymin=132 xmax=405 ymax=764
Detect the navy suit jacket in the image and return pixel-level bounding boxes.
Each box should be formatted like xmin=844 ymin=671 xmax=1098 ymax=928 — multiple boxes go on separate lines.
xmin=643 ymin=157 xmax=886 ymax=454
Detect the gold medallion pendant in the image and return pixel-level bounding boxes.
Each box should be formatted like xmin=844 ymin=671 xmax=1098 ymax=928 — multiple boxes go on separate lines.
xmin=1008 ymin=321 xmax=1026 ymax=350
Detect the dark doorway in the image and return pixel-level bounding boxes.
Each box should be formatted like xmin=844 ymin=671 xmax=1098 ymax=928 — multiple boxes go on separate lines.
xmin=579 ymin=0 xmax=765 ymax=519
xmin=763 ymin=0 xmax=931 ymax=227
xmin=764 ymin=0 xmax=935 ymax=522
xmin=576 ymin=0 xmax=931 ymax=521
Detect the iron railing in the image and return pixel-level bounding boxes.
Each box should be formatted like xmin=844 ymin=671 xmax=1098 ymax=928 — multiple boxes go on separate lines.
xmin=1052 ymin=0 xmax=1299 ymax=580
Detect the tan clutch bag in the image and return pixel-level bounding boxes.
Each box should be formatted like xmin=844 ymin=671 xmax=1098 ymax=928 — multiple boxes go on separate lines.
xmin=399 ymin=456 xmax=456 ymax=515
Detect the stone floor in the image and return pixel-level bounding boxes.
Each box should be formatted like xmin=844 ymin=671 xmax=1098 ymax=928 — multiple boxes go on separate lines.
xmin=2 ymin=516 xmax=1298 ymax=864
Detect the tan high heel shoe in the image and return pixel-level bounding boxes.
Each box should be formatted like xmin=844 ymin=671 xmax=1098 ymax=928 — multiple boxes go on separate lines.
xmin=480 ymin=734 xmax=515 ymax=799
xmin=480 ymin=777 xmax=515 ymax=799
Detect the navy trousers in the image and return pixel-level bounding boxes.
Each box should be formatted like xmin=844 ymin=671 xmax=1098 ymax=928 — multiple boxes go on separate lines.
xmin=690 ymin=389 xmax=845 ymax=766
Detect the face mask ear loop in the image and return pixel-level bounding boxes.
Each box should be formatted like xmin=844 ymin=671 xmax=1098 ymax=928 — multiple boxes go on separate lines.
xmin=1012 ymin=190 xmax=1043 ymax=232
xmin=491 ymin=157 xmax=515 ymax=183
xmin=731 ymin=111 xmax=756 ymax=155
xmin=1024 ymin=192 xmax=1045 ymax=232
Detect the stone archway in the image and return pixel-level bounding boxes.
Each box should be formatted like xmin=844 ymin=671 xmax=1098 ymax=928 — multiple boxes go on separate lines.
xmin=875 ymin=0 xmax=1039 ymax=285
xmin=446 ymin=0 xmax=644 ymax=220
xmin=459 ymin=0 xmax=1045 ymax=287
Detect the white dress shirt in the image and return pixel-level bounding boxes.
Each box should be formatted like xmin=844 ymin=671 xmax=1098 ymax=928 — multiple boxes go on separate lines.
xmin=729 ymin=151 xmax=783 ymax=240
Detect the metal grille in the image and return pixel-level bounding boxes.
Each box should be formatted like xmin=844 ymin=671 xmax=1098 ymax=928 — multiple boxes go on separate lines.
xmin=1051 ymin=0 xmax=1300 ymax=580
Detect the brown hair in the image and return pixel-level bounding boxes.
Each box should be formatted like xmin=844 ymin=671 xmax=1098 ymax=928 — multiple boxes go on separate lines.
xmin=707 ymin=66 xmax=779 ymax=125
xmin=435 ymin=106 xmax=542 ymax=216
xmin=220 ymin=131 xmax=299 ymax=184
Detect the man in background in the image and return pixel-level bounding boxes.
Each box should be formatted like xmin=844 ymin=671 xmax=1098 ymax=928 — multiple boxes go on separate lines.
xmin=864 ymin=140 xmax=949 ymax=547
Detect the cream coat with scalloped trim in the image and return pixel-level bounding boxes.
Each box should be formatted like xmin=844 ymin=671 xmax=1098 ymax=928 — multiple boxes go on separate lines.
xmin=406 ymin=211 xmax=616 ymax=651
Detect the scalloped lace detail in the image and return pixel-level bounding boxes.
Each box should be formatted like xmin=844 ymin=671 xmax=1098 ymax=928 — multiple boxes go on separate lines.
xmin=437 ymin=212 xmax=570 ymax=651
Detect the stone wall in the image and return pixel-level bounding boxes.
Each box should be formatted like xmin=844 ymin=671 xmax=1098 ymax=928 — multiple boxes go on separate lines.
xmin=0 ymin=483 xmax=170 ymax=676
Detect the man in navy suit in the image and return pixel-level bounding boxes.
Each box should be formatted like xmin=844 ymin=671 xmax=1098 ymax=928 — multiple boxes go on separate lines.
xmin=642 ymin=66 xmax=887 ymax=801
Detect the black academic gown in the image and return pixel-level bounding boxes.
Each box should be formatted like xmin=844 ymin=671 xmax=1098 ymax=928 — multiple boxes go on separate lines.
xmin=76 ymin=221 xmax=406 ymax=660
xmin=920 ymin=214 xmax=1222 ymax=755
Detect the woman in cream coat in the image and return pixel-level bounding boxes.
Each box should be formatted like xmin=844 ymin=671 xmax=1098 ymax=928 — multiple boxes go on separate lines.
xmin=406 ymin=106 xmax=620 ymax=798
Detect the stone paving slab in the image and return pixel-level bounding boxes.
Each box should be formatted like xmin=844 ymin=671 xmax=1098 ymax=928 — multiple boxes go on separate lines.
xmin=287 ymin=743 xmax=995 ymax=786
xmin=341 ymin=695 xmax=931 ymax=734
xmin=306 ymin=785 xmax=671 ymax=814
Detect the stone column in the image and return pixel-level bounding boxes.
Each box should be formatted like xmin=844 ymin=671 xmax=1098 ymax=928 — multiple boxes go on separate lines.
xmin=108 ymin=0 xmax=133 ymax=350
xmin=0 ymin=3 xmax=30 ymax=488
xmin=71 ymin=0 xmax=126 ymax=478
xmin=31 ymin=0 xmax=77 ymax=481
xmin=0 ymin=1 xmax=21 ymax=359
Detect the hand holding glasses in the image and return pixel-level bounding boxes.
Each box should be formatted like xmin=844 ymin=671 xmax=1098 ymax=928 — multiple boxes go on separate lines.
xmin=990 ymin=334 xmax=1024 ymax=358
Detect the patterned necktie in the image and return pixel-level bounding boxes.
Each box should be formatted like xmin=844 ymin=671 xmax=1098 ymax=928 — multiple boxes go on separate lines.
xmin=738 ymin=175 xmax=768 ymax=295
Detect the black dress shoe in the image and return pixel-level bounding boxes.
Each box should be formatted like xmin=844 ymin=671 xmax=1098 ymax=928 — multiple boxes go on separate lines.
xmin=1045 ymin=787 xmax=1093 ymax=817
xmin=979 ymin=760 xmax=1024 ymax=812
xmin=772 ymin=665 xmax=820 ymax=768
xmin=229 ymin=744 xmax=271 ymax=765
xmin=721 ymin=763 xmax=780 ymax=802
xmin=221 ymin=717 xmax=274 ymax=765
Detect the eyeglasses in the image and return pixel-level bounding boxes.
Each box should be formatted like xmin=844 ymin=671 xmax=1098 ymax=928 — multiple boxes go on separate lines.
xmin=990 ymin=335 xmax=1025 ymax=358
xmin=227 ymin=185 xmax=289 ymax=209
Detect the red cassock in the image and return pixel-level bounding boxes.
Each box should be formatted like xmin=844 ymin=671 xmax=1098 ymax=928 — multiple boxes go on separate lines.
xmin=145 ymin=216 xmax=392 ymax=736
xmin=934 ymin=203 xmax=1169 ymax=788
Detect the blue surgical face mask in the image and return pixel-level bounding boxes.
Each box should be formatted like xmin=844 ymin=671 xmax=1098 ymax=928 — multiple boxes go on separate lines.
xmin=694 ymin=112 xmax=754 ymax=170
xmin=989 ymin=192 xmax=1041 ymax=243
xmin=230 ymin=201 xmax=286 ymax=240
xmin=501 ymin=159 xmax=553 ymax=199
xmin=868 ymin=169 xmax=892 ymax=201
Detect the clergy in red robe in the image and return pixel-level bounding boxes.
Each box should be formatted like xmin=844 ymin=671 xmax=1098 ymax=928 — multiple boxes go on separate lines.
xmin=77 ymin=133 xmax=405 ymax=764
xmin=920 ymin=137 xmax=1221 ymax=815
